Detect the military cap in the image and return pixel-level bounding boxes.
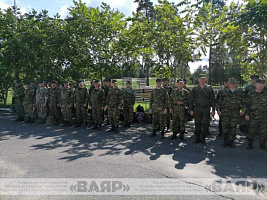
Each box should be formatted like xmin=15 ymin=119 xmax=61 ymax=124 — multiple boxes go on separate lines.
xmin=51 ymin=80 xmax=57 ymax=84
xmin=64 ymin=80 xmax=69 ymax=84
xmin=38 ymin=80 xmax=44 ymax=84
xmin=177 ymin=78 xmax=184 ymax=83
xmin=78 ymin=80 xmax=84 ymax=83
xmin=256 ymin=78 xmax=265 ymax=84
xmin=162 ymin=78 xmax=169 ymax=82
xmin=156 ymin=78 xmax=162 ymax=82
xmin=94 ymin=79 xmax=99 ymax=83
xmin=112 ymin=79 xmax=117 ymax=83
xmin=126 ymin=80 xmax=131 ymax=84
xmin=251 ymin=75 xmax=259 ymax=80
xmin=228 ymin=78 xmax=237 ymax=83
xmin=199 ymin=74 xmax=206 ymax=78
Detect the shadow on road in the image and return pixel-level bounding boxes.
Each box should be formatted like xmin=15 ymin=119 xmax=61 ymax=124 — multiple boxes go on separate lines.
xmin=1 ymin=112 xmax=266 ymax=179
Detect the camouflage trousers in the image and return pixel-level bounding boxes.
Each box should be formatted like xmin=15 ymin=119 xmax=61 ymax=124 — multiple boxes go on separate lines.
xmin=23 ymin=103 xmax=34 ymax=118
xmin=194 ymin=107 xmax=210 ymax=137
xmin=172 ymin=106 xmax=187 ymax=133
xmin=123 ymin=104 xmax=133 ymax=123
xmin=165 ymin=108 xmax=171 ymax=124
xmin=49 ymin=104 xmax=61 ymax=120
xmin=247 ymin=117 xmax=267 ymax=141
xmin=36 ymin=103 xmax=47 ymax=120
xmin=92 ymin=105 xmax=103 ymax=124
xmin=221 ymin=109 xmax=240 ymax=140
xmin=61 ymin=105 xmax=72 ymax=122
xmin=108 ymin=106 xmax=120 ymax=126
xmin=15 ymin=99 xmax=24 ymax=117
xmin=76 ymin=104 xmax=88 ymax=124
xmin=152 ymin=107 xmax=166 ymax=131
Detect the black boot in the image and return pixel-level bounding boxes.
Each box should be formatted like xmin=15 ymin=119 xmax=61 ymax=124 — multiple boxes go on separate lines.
xmin=114 ymin=125 xmax=119 ymax=133
xmin=98 ymin=124 xmax=102 ymax=131
xmin=160 ymin=130 xmax=165 ymax=139
xmin=127 ymin=123 xmax=131 ymax=128
xmin=123 ymin=122 xmax=128 ymax=127
xmin=260 ymin=140 xmax=266 ymax=150
xmin=150 ymin=129 xmax=157 ymax=137
xmin=166 ymin=123 xmax=170 ymax=132
xmin=108 ymin=124 xmax=115 ymax=132
xmin=25 ymin=117 xmax=31 ymax=123
xmin=246 ymin=139 xmax=253 ymax=149
xmin=229 ymin=140 xmax=235 ymax=148
xmin=171 ymin=132 xmax=177 ymax=140
xmin=222 ymin=136 xmax=229 ymax=147
xmin=202 ymin=135 xmax=207 ymax=145
xmin=180 ymin=132 xmax=185 ymax=140
xmin=92 ymin=124 xmax=98 ymax=130
xmin=194 ymin=135 xmax=201 ymax=143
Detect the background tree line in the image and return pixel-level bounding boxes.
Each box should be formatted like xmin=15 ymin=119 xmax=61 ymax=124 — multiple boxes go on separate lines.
xmin=0 ymin=0 xmax=266 ymax=104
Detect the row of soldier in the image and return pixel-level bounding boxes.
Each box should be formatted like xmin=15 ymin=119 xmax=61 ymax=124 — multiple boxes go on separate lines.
xmin=13 ymin=75 xmax=267 ymax=150
xmin=13 ymin=79 xmax=135 ymax=133
xmin=149 ymin=75 xmax=266 ymax=150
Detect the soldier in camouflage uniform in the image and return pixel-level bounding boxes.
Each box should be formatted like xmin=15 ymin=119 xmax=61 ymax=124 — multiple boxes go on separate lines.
xmin=122 ymin=80 xmax=136 ymax=128
xmin=74 ymin=80 xmax=89 ymax=128
xmin=102 ymin=79 xmax=110 ymax=124
xmin=217 ymin=78 xmax=245 ymax=148
xmin=189 ymin=74 xmax=215 ymax=145
xmin=170 ymin=79 xmax=189 ymax=140
xmin=46 ymin=80 xmax=61 ymax=126
xmin=106 ymin=79 xmax=122 ymax=133
xmin=162 ymin=78 xmax=172 ymax=132
xmin=36 ymin=80 xmax=48 ymax=124
xmin=149 ymin=78 xmax=169 ymax=139
xmin=13 ymin=80 xmax=25 ymax=121
xmin=23 ymin=82 xmax=36 ymax=123
xmin=216 ymin=81 xmax=229 ymax=136
xmin=90 ymin=80 xmax=105 ymax=130
xmin=30 ymin=81 xmax=38 ymax=121
xmin=60 ymin=81 xmax=74 ymax=127
xmin=245 ymin=79 xmax=267 ymax=150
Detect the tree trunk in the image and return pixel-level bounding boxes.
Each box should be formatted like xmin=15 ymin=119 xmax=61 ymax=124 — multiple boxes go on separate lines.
xmin=146 ymin=62 xmax=149 ymax=86
xmin=208 ymin=45 xmax=212 ymax=85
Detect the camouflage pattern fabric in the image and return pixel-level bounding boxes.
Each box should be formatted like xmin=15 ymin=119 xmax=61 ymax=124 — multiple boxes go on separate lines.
xmin=107 ymin=87 xmax=122 ymax=126
xmin=13 ymin=84 xmax=25 ymax=117
xmin=90 ymin=88 xmax=105 ymax=124
xmin=75 ymin=87 xmax=89 ymax=124
xmin=122 ymin=87 xmax=136 ymax=123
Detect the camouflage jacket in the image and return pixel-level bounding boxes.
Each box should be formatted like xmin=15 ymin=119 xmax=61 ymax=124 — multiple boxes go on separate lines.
xmin=90 ymin=88 xmax=105 ymax=107
xmin=36 ymin=87 xmax=48 ymax=104
xmin=75 ymin=87 xmax=89 ymax=105
xmin=107 ymin=87 xmax=122 ymax=107
xmin=163 ymin=85 xmax=173 ymax=96
xmin=60 ymin=87 xmax=74 ymax=105
xmin=48 ymin=87 xmax=61 ymax=106
xmin=13 ymin=84 xmax=25 ymax=102
xmin=150 ymin=87 xmax=169 ymax=110
xmin=189 ymin=84 xmax=216 ymax=111
xmin=122 ymin=87 xmax=136 ymax=106
xmin=169 ymin=88 xmax=189 ymax=110
xmin=245 ymin=90 xmax=267 ymax=119
xmin=217 ymin=88 xmax=245 ymax=112
xmin=24 ymin=87 xmax=35 ymax=104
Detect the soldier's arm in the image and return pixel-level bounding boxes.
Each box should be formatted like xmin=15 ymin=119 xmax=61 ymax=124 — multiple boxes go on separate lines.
xmin=85 ymin=88 xmax=89 ymax=105
xmin=164 ymin=89 xmax=169 ymax=110
xmin=118 ymin=89 xmax=123 ymax=107
xmin=132 ymin=89 xmax=136 ymax=105
xmin=189 ymin=87 xmax=195 ymax=111
xmin=149 ymin=91 xmax=154 ymax=110
xmin=169 ymin=92 xmax=173 ymax=110
xmin=102 ymin=90 xmax=106 ymax=107
xmin=106 ymin=90 xmax=111 ymax=106
xmin=44 ymin=88 xmax=48 ymax=105
xmin=184 ymin=91 xmax=190 ymax=107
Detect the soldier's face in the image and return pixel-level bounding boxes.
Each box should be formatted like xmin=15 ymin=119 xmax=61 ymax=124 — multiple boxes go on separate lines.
xmin=112 ymin=82 xmax=117 ymax=87
xmin=252 ymin=78 xmax=258 ymax=84
xmin=126 ymin=83 xmax=131 ymax=88
xmin=163 ymin=81 xmax=168 ymax=86
xmin=64 ymin=83 xmax=69 ymax=88
xmin=255 ymin=83 xmax=264 ymax=91
xmin=78 ymin=83 xmax=84 ymax=88
xmin=229 ymin=82 xmax=236 ymax=88
xmin=51 ymin=83 xmax=56 ymax=88
xmin=177 ymin=81 xmax=184 ymax=89
xmin=198 ymin=78 xmax=206 ymax=84
xmin=156 ymin=81 xmax=161 ymax=87
xmin=38 ymin=83 xmax=44 ymax=87
xmin=95 ymin=82 xmax=100 ymax=88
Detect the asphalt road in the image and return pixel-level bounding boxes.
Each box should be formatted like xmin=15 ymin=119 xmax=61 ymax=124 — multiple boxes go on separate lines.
xmin=0 ymin=112 xmax=266 ymax=200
